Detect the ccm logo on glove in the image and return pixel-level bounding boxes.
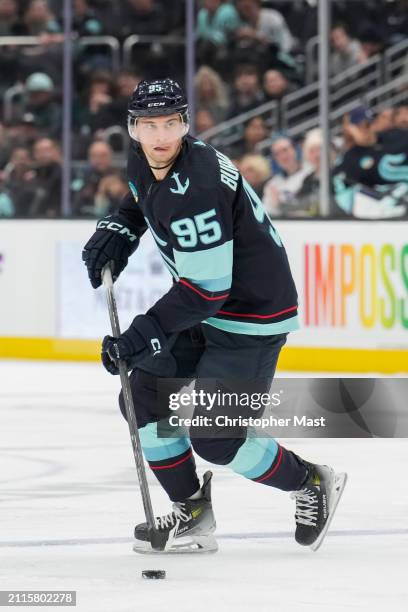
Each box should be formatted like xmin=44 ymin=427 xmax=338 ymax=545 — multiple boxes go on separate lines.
xmin=82 ymin=214 xmax=141 ymax=288
xmin=101 ymin=315 xmax=166 ymax=374
xmin=151 ymin=338 xmax=162 ymax=355
xmin=96 ymin=219 xmax=139 ymax=242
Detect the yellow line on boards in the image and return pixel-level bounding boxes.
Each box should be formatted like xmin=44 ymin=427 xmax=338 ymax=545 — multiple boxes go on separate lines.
xmin=0 ymin=337 xmax=100 ymax=362
xmin=0 ymin=337 xmax=407 ymax=373
xmin=278 ymin=347 xmax=408 ymax=373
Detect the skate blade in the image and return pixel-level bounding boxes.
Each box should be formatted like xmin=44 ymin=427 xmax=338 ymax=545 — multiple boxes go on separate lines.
xmin=310 ymin=471 xmax=348 ymax=552
xmin=133 ymin=534 xmax=218 ymax=555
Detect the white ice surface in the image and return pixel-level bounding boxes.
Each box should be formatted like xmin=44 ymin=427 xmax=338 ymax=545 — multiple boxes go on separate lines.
xmin=0 ymin=361 xmax=407 ymax=612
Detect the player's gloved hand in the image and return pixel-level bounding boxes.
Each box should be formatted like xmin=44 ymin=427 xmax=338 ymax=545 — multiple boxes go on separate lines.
xmin=82 ymin=215 xmax=140 ymax=288
xmin=101 ymin=314 xmax=167 ymax=374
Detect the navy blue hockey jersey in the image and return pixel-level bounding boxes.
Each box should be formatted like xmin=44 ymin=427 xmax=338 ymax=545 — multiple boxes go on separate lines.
xmin=118 ymin=135 xmax=299 ymax=336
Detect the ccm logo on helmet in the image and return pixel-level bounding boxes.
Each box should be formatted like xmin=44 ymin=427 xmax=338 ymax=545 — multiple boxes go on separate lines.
xmin=148 ymin=102 xmax=166 ymax=107
xmin=97 ymin=220 xmax=138 ymax=242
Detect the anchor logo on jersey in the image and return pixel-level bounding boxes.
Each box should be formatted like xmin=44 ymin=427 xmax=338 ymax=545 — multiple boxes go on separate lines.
xmin=170 ymin=172 xmax=189 ymax=195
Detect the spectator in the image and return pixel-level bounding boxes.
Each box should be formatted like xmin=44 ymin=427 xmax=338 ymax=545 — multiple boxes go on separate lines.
xmin=371 ymin=108 xmax=395 ymax=133
xmin=107 ymin=70 xmax=142 ymax=126
xmin=195 ymin=66 xmax=229 ymax=123
xmin=0 ymin=0 xmax=22 ymax=35
xmin=227 ymin=64 xmax=264 ymax=118
xmin=87 ymin=0 xmax=122 ymax=34
xmin=74 ymin=70 xmax=116 ymax=134
xmin=17 ymin=33 xmax=65 ymax=87
xmin=196 ymin=0 xmax=240 ymax=65
xmin=229 ymin=116 xmax=268 ymax=158
xmin=0 ymin=123 xmax=11 ymax=169
xmin=330 ymin=23 xmax=363 ymax=75
xmin=197 ymin=0 xmax=240 ymax=45
xmin=2 ymin=147 xmax=34 ymax=184
xmin=0 ymin=14 xmax=22 ymax=96
xmin=29 ymin=137 xmax=62 ymax=217
xmin=116 ymin=71 xmax=142 ymax=99
xmin=282 ymin=0 xmax=317 ymax=48
xmin=239 ymin=153 xmax=271 ymax=198
xmin=73 ymin=0 xmax=104 ymax=36
xmin=5 ymin=113 xmax=41 ymax=151
xmin=117 ymin=1 xmax=179 ymax=79
xmin=15 ymin=73 xmax=62 ymax=138
xmin=262 ymin=133 xmax=310 ymax=216
xmin=394 ymin=105 xmax=408 ymax=130
xmin=263 ymin=68 xmax=294 ymax=101
xmin=161 ymin=0 xmax=184 ymax=35
xmin=357 ymin=25 xmax=386 ymax=63
xmin=295 ymin=128 xmax=325 ymax=217
xmin=333 ymin=106 xmax=408 ymax=218
xmin=195 ymin=109 xmax=217 ymax=134
xmin=0 ymin=146 xmax=37 ymax=217
xmin=0 ymin=186 xmax=14 ymax=217
xmin=94 ymin=173 xmax=129 ymax=216
xmin=235 ymin=0 xmax=294 ymax=54
xmin=119 ymin=0 xmax=165 ymax=38
xmin=22 ymin=0 xmax=61 ymax=35
xmin=385 ymin=0 xmax=408 ymax=43
xmin=73 ymin=140 xmax=115 ymax=216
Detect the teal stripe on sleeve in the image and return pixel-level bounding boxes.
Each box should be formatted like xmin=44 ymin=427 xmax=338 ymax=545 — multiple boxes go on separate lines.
xmin=139 ymin=422 xmax=190 ymax=461
xmin=173 ymin=240 xmax=233 ymax=282
xmin=203 ymin=314 xmax=300 ymax=335
xmin=196 ymin=274 xmax=232 ymax=292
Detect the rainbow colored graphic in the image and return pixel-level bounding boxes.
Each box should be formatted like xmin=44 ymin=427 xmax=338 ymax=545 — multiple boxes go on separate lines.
xmin=304 ymin=244 xmax=408 ymax=328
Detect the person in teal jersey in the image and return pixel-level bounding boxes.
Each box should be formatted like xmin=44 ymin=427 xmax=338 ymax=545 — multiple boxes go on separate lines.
xmin=196 ymin=0 xmax=240 ymax=46
xmin=334 ymin=105 xmax=408 ymax=218
xmin=82 ymin=78 xmax=347 ymax=554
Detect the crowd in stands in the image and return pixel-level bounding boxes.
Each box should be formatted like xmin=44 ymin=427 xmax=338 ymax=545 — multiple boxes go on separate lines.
xmin=0 ymin=0 xmax=407 ymax=219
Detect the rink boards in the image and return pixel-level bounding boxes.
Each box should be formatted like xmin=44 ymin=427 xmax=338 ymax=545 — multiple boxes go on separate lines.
xmin=0 ymin=220 xmax=407 ymax=373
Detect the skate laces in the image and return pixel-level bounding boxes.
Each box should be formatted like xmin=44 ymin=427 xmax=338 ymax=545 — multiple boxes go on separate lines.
xmin=155 ymin=502 xmax=191 ymax=531
xmin=291 ymin=488 xmax=319 ymax=527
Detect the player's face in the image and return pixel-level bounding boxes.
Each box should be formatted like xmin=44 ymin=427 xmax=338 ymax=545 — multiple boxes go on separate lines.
xmin=133 ymin=114 xmax=185 ymax=164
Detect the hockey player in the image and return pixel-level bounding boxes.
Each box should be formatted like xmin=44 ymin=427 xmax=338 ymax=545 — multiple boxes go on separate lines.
xmin=82 ymin=78 xmax=346 ymax=553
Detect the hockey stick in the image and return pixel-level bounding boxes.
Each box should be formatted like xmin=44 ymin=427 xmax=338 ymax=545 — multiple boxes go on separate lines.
xmin=102 ymin=265 xmax=166 ymax=551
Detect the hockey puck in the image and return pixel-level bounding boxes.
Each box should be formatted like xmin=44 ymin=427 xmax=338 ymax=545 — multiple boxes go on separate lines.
xmin=142 ymin=570 xmax=166 ymax=580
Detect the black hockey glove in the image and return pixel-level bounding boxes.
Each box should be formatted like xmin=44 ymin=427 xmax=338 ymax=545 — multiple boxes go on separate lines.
xmin=101 ymin=314 xmax=167 ymax=375
xmin=82 ymin=215 xmax=140 ymax=288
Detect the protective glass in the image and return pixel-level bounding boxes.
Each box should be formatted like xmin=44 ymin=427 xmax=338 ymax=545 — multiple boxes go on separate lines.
xmin=128 ymin=114 xmax=189 ymax=145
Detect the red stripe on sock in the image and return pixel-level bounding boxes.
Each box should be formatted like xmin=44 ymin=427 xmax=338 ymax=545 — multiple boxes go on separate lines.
xmin=179 ymin=279 xmax=229 ymax=301
xmin=254 ymin=445 xmax=283 ymax=483
xmin=150 ymin=450 xmax=193 ymax=471
xmin=217 ymin=305 xmax=298 ymax=319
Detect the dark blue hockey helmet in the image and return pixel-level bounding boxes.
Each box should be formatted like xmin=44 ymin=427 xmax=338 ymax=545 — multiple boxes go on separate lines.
xmin=128 ymin=78 xmax=189 ymax=120
xmin=127 ymin=78 xmax=190 ymax=143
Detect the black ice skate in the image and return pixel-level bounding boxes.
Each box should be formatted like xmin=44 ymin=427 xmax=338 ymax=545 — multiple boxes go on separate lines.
xmin=133 ymin=471 xmax=218 ymax=554
xmin=291 ymin=463 xmax=347 ymax=552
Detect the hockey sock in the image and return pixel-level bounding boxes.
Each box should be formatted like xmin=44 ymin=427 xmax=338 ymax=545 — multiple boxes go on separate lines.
xmin=226 ymin=434 xmax=307 ymax=491
xmin=139 ymin=422 xmax=200 ymax=501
